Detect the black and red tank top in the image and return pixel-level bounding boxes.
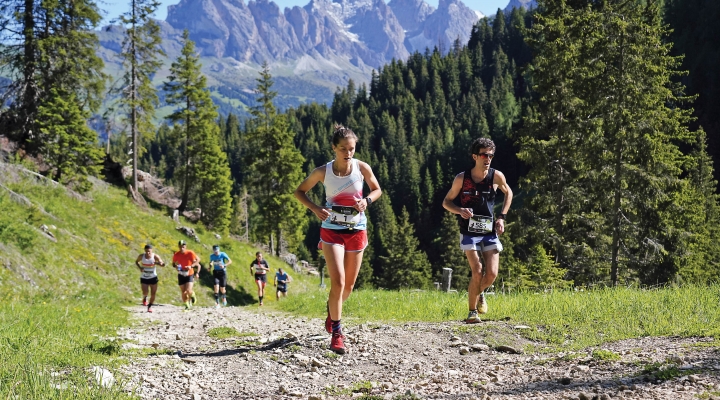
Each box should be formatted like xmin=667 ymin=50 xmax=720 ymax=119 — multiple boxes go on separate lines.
xmin=455 ymin=168 xmax=496 ymax=237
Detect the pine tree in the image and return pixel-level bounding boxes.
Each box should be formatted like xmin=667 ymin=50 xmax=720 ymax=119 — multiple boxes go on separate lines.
xmin=433 ymin=212 xmax=468 ymax=290
xmin=523 ymin=0 xmax=708 ymax=285
xmin=164 ymin=30 xmax=232 ymax=231
xmin=244 ymin=62 xmax=308 ymax=254
xmin=0 ymin=0 xmax=105 ymax=155
xmin=36 ymin=88 xmax=104 ymax=191
xmin=378 ymin=207 xmax=432 ymax=289
xmin=116 ymin=0 xmax=164 ymax=191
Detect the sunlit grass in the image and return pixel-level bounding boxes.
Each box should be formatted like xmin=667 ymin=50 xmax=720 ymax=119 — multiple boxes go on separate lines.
xmin=278 ymin=284 xmax=720 ymax=351
xmin=0 ymin=290 xmax=134 ymax=399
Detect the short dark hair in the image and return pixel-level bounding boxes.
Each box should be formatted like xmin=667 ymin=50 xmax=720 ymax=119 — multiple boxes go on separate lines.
xmin=144 ymin=244 xmax=153 ymax=250
xmin=470 ymin=137 xmax=496 ymax=156
xmin=332 ymin=124 xmax=358 ymax=146
xmin=212 ymin=245 xmax=220 ymax=250
xmin=256 ymin=251 xmax=262 ymax=256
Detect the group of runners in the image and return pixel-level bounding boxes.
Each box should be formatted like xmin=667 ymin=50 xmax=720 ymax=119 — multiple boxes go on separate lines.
xmin=135 ymin=124 xmax=512 ymax=356
xmin=135 ymin=244 xmax=292 ymax=313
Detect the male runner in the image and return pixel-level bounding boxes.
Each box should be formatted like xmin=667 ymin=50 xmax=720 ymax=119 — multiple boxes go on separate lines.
xmin=274 ymin=268 xmax=293 ymax=300
xmin=442 ymin=137 xmax=513 ymax=323
xmin=136 ymin=244 xmax=165 ymax=313
xmin=208 ymin=244 xmax=232 ymax=308
xmin=172 ymin=240 xmax=200 ymax=310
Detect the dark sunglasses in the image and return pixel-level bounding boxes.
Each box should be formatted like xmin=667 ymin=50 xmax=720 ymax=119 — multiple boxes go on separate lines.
xmin=476 ymin=152 xmax=494 ymax=159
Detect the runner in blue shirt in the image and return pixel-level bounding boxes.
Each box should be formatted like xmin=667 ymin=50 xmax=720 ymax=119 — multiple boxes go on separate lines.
xmin=273 ymin=268 xmax=293 ymax=300
xmin=208 ymin=245 xmax=232 ymax=308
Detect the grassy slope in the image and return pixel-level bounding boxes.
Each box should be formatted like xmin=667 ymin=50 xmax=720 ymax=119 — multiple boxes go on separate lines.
xmin=0 ymin=164 xmax=317 ymax=398
xmin=280 ymin=286 xmax=720 ymax=352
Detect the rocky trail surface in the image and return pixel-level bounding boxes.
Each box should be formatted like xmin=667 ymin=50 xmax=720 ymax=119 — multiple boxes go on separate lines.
xmin=117 ymin=304 xmax=720 ymax=400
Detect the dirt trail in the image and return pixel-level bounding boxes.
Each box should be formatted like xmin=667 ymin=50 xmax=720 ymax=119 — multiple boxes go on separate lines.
xmin=117 ymin=304 xmax=720 ymax=400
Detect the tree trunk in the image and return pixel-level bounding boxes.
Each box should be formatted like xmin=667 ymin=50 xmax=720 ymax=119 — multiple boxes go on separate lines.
xmin=179 ymin=96 xmax=191 ymax=212
xmin=130 ymin=0 xmax=138 ymax=192
xmin=21 ymin=0 xmax=37 ymax=147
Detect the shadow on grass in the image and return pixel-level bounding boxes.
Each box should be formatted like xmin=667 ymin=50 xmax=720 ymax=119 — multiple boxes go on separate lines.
xmin=197 ymin=268 xmax=255 ymax=306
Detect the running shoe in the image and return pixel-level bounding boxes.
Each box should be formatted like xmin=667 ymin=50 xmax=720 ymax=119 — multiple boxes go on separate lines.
xmin=259 ymin=301 xmax=264 ymax=306
xmin=465 ymin=309 xmax=481 ymax=324
xmin=147 ymin=308 xmax=153 ymax=313
xmin=142 ymin=297 xmax=147 ymax=306
xmin=330 ymin=332 xmax=346 ymax=355
xmin=215 ymin=303 xmax=220 ymax=309
xmin=478 ymin=293 xmax=488 ymax=314
xmin=325 ymin=303 xmax=332 ymax=333
xmin=222 ymin=298 xmax=227 ymax=307
xmin=184 ymin=302 xmax=191 ymax=310
xmin=191 ymin=293 xmax=197 ymax=305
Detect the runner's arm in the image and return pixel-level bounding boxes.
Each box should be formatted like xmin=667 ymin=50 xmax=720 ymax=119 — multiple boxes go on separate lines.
xmin=493 ymin=171 xmax=513 ymax=235
xmin=135 ymin=255 xmax=143 ymax=270
xmin=356 ymin=162 xmax=382 ymax=212
xmin=442 ymin=173 xmax=473 ymax=219
xmin=294 ymin=166 xmax=331 ymax=221
xmin=154 ymin=255 xmax=165 ymax=267
xmin=224 ymin=256 xmax=232 ymax=267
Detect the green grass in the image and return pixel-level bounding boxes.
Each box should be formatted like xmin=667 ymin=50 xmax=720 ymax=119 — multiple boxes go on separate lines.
xmin=0 ymin=289 xmax=133 ymax=399
xmin=591 ymin=349 xmax=621 ymax=361
xmin=278 ymin=285 xmax=720 ymax=351
xmin=0 ymin=162 xmax=315 ymax=398
xmin=207 ymin=327 xmax=241 ymax=339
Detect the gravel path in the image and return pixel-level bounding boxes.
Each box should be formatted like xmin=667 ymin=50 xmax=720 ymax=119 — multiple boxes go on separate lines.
xmin=117 ymin=304 xmax=720 ymax=400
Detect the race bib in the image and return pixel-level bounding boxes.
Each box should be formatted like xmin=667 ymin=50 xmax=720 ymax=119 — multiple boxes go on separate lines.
xmin=468 ymin=215 xmax=493 ymax=234
xmin=177 ymin=265 xmax=190 ymax=276
xmin=328 ymin=206 xmax=360 ymax=228
xmin=141 ymin=269 xmax=155 ymax=279
xmin=212 ymin=260 xmax=224 ymax=269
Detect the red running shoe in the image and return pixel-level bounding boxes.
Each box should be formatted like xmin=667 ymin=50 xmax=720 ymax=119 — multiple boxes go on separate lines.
xmin=147 ymin=308 xmax=153 ymax=313
xmin=330 ymin=332 xmax=346 ymax=355
xmin=325 ymin=303 xmax=332 ymax=333
xmin=142 ymin=297 xmax=147 ymax=306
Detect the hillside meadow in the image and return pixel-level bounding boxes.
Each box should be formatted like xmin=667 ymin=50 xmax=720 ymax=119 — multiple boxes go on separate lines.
xmin=1 ymin=162 xmax=719 ymax=398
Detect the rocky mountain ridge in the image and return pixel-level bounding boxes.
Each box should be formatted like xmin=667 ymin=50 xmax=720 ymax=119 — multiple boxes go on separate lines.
xmin=164 ymin=0 xmax=482 ymax=68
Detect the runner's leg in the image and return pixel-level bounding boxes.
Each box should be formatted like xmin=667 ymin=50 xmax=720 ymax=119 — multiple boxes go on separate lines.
xmin=149 ymin=284 xmax=157 ymax=305
xmin=141 ymin=283 xmax=149 ymax=304
xmin=341 ymin=250 xmax=364 ymax=302
xmin=179 ymin=283 xmax=188 ymax=303
xmin=480 ymin=250 xmax=499 ymax=292
xmin=465 ymin=250 xmax=483 ymax=310
xmin=323 ymin=243 xmax=346 ymax=321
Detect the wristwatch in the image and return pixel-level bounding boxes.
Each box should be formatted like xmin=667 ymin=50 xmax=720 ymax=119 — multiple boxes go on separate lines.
xmin=497 ymin=213 xmax=507 ymax=220
xmin=364 ymin=197 xmax=373 ymax=206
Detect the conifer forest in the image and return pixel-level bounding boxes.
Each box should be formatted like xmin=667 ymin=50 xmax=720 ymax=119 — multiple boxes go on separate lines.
xmin=2 ymin=0 xmax=720 ymax=290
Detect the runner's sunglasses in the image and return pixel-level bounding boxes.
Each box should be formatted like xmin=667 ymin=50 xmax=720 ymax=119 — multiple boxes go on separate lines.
xmin=475 ymin=152 xmax=494 ymax=159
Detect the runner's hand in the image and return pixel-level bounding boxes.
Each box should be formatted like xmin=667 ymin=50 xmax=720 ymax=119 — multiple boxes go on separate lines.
xmin=312 ymin=206 xmax=331 ymax=221
xmin=353 ymin=196 xmax=367 ymax=213
xmin=495 ymin=219 xmax=505 ymax=235
xmin=459 ymin=208 xmax=473 ymax=219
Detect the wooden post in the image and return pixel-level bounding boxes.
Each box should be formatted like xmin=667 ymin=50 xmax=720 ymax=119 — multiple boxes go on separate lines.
xmin=441 ymin=268 xmax=453 ymax=292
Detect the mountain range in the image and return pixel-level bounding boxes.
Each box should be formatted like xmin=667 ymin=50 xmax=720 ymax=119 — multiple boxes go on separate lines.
xmin=97 ymin=0 xmax=534 ymax=116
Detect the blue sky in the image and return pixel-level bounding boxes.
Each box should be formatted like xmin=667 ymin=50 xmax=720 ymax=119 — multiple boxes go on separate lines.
xmin=100 ymin=0 xmax=510 ymax=24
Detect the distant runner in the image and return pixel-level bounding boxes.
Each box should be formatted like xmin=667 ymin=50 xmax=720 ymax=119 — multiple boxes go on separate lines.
xmin=442 ymin=138 xmax=513 ymax=324
xmin=208 ymin=244 xmax=232 ymax=308
xmin=172 ymin=240 xmax=200 ymax=310
xmin=249 ymin=252 xmax=269 ymax=306
xmin=294 ymin=124 xmax=382 ymax=355
xmin=274 ymin=268 xmax=293 ymax=300
xmin=136 ymin=244 xmax=165 ymax=313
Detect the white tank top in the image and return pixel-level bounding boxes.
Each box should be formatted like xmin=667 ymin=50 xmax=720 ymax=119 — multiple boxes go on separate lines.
xmin=140 ymin=254 xmax=157 ymax=279
xmin=321 ymin=158 xmax=367 ymax=230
